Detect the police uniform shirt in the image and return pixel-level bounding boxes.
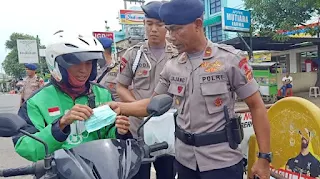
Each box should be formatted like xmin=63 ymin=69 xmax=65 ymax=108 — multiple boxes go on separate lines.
xmin=116 ymin=41 xmax=177 ymax=137
xmin=286 ymin=153 xmax=320 ymax=177
xmin=97 ymin=64 xmax=120 ymax=102
xmin=21 ymin=75 xmax=44 ymax=100
xmin=154 ymin=40 xmax=259 ymax=172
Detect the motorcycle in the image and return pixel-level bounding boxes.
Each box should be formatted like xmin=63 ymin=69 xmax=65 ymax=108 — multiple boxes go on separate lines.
xmin=0 ymin=94 xmax=173 ymax=179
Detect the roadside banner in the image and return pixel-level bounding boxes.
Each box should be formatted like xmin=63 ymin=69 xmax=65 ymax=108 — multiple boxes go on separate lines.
xmin=247 ymin=97 xmax=320 ymax=179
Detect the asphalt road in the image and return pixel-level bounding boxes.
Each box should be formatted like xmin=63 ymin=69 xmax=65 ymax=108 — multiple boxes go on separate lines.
xmin=0 ymin=137 xmax=32 ymax=179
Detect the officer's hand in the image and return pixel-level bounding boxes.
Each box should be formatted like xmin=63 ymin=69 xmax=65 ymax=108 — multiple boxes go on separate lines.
xmin=115 ymin=116 xmax=130 ymax=135
xmin=59 ymin=104 xmax=93 ymax=130
xmin=101 ymin=102 xmax=121 ymax=115
xmin=250 ymin=158 xmax=270 ymax=179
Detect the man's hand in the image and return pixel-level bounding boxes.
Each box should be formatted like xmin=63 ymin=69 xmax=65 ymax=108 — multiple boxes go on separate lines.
xmin=59 ymin=104 xmax=93 ymax=130
xmin=101 ymin=102 xmax=121 ymax=115
xmin=250 ymin=159 xmax=270 ymax=179
xmin=115 ymin=116 xmax=130 ymax=135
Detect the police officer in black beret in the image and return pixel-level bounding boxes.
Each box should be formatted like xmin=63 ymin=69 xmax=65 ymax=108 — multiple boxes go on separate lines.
xmin=157 ymin=0 xmax=271 ymax=179
xmin=116 ymin=1 xmax=176 ymax=179
xmin=111 ymin=0 xmax=271 ymax=179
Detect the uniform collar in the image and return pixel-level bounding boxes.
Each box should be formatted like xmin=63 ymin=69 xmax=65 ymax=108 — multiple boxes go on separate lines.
xmin=178 ymin=53 xmax=188 ymax=64
xmin=203 ymin=39 xmax=214 ymax=60
xmin=178 ymin=39 xmax=214 ymax=63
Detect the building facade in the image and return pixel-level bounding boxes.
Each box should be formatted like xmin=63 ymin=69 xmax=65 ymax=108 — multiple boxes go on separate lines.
xmin=202 ymin=0 xmax=244 ymax=42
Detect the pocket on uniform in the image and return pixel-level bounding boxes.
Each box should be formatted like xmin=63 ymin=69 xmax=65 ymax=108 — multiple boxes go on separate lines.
xmin=168 ymin=83 xmax=186 ymax=108
xmin=133 ymin=76 xmax=150 ymax=90
xmin=200 ymin=82 xmax=229 ymax=114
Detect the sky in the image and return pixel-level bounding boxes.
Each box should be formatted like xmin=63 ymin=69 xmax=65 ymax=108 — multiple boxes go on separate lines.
xmin=0 ymin=0 xmax=153 ymax=73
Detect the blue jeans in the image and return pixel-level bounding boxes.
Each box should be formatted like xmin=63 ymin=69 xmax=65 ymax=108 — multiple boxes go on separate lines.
xmin=281 ymin=84 xmax=292 ymax=96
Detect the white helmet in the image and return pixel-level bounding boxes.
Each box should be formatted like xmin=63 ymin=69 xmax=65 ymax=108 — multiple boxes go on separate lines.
xmin=45 ymin=30 xmax=105 ymax=82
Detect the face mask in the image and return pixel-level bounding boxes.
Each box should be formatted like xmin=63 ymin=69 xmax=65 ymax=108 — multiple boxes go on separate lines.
xmin=85 ymin=105 xmax=117 ymax=133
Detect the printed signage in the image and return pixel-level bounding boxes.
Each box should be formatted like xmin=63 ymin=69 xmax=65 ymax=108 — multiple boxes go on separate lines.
xmin=222 ymin=7 xmax=251 ymax=32
xmin=92 ymin=32 xmax=114 ymax=41
xmin=119 ymin=10 xmax=144 ymax=25
xmin=239 ymin=112 xmax=254 ymax=159
xmin=248 ymin=97 xmax=320 ymax=179
xmin=17 ymin=39 xmax=39 ymax=64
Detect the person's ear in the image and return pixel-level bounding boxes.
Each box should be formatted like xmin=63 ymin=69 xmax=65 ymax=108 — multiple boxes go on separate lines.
xmin=194 ymin=18 xmax=203 ymax=31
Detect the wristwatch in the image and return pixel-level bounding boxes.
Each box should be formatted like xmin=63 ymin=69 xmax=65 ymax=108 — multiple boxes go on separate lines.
xmin=257 ymin=152 xmax=273 ymax=163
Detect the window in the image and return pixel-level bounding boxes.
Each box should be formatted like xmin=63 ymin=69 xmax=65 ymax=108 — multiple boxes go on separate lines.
xmin=210 ymin=25 xmax=222 ymax=42
xmin=210 ymin=0 xmax=221 ymax=14
xmin=300 ymin=51 xmax=318 ymax=72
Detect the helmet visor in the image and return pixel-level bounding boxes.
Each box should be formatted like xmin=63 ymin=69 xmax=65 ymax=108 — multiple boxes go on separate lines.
xmin=55 ymin=51 xmax=104 ymax=69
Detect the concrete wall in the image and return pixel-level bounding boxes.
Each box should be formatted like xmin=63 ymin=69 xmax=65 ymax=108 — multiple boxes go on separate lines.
xmin=276 ymin=72 xmax=317 ymax=92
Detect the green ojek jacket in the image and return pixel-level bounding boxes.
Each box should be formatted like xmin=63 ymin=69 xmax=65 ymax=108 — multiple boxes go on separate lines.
xmin=14 ymin=82 xmax=121 ymax=162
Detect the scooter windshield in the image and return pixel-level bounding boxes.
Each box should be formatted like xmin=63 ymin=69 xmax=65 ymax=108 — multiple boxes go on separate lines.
xmin=54 ymin=139 xmax=142 ymax=179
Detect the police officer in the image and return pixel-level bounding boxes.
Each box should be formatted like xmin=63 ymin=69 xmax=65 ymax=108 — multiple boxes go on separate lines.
xmin=112 ymin=0 xmax=272 ymax=179
xmin=21 ymin=63 xmax=44 ymax=103
xmin=116 ymin=1 xmax=177 ymax=179
xmin=96 ymin=37 xmax=120 ymax=101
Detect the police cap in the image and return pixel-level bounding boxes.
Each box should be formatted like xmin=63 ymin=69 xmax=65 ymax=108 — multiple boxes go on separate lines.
xmin=97 ymin=37 xmax=113 ymax=49
xmin=24 ymin=63 xmax=37 ymax=71
xmin=159 ymin=0 xmax=204 ymax=25
xmin=141 ymin=1 xmax=163 ymax=21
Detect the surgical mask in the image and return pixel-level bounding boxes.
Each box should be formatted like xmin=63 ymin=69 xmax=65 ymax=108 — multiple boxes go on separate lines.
xmin=85 ymin=105 xmax=117 ymax=133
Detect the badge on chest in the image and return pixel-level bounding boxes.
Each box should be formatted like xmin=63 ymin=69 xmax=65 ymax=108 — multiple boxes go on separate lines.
xmin=201 ymin=60 xmax=223 ymax=73
xmin=136 ymin=69 xmax=149 ymax=77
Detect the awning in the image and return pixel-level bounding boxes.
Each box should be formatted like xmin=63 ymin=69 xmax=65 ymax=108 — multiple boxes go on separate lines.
xmin=219 ymin=37 xmax=320 ymax=51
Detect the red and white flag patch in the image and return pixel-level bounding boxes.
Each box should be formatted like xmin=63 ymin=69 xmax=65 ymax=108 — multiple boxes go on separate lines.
xmin=48 ymin=107 xmax=61 ymax=117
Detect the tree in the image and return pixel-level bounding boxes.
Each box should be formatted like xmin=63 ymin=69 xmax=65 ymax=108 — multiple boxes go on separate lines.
xmin=244 ymin=0 xmax=319 ymax=35
xmin=1 ymin=33 xmax=48 ymax=79
xmin=244 ymin=0 xmax=320 ymax=86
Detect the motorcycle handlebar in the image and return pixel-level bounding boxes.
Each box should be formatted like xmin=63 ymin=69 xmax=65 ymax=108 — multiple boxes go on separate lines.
xmin=0 ymin=164 xmax=35 ymax=177
xmin=149 ymin=142 xmax=168 ymax=153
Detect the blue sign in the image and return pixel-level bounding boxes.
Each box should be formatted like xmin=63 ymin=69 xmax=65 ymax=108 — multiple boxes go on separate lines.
xmin=222 ymin=7 xmax=251 ymax=32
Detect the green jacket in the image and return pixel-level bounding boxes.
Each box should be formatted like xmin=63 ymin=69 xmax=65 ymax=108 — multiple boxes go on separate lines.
xmin=14 ymin=82 xmax=122 ymax=162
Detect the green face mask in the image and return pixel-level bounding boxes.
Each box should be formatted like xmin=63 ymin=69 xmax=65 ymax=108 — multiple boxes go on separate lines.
xmin=85 ymin=105 xmax=117 ymax=133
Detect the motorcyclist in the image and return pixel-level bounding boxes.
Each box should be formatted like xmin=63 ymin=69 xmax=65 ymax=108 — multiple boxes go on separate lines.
xmin=13 ymin=31 xmax=132 ymax=162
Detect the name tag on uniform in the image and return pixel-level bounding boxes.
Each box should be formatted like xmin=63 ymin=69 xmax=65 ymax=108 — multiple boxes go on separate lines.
xmin=170 ymin=76 xmax=187 ymax=84
xmin=200 ymin=74 xmax=227 ymax=83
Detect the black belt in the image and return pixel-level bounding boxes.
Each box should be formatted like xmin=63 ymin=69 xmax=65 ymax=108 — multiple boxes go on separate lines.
xmin=175 ymin=125 xmax=228 ymax=147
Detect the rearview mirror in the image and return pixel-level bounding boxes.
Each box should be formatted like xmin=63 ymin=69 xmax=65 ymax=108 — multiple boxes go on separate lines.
xmin=147 ymin=94 xmax=173 ymax=117
xmin=0 ymin=113 xmax=27 ymax=137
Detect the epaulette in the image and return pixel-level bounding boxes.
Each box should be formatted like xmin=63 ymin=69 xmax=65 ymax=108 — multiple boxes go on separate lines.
xmin=125 ymin=42 xmax=144 ymax=53
xmin=131 ymin=42 xmax=144 ymax=49
xmin=217 ymin=44 xmax=242 ymax=55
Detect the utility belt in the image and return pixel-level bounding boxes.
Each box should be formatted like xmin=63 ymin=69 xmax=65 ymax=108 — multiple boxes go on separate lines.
xmin=174 ymin=106 xmax=244 ymax=149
